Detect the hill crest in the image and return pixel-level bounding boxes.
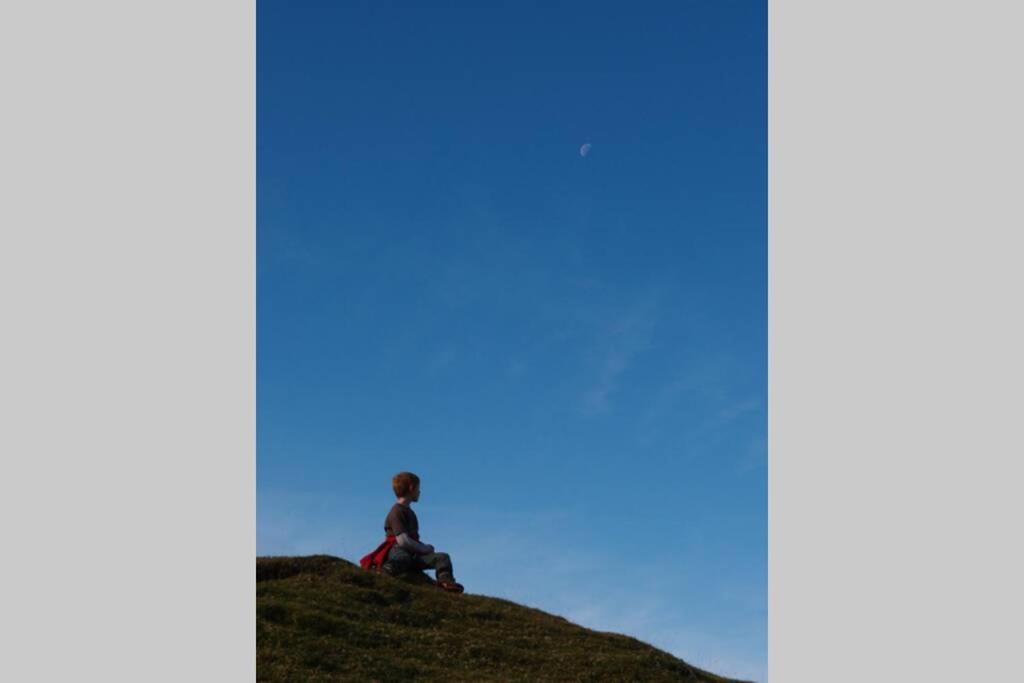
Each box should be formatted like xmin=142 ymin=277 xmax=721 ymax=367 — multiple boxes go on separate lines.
xmin=256 ymin=555 xmax=749 ymax=682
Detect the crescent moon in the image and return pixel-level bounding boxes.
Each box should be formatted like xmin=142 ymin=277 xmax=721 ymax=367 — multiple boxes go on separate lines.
xmin=579 ymin=143 xmax=592 ymax=158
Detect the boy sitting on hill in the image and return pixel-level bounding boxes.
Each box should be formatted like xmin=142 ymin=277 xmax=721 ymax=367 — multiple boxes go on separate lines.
xmin=360 ymin=471 xmax=464 ymax=594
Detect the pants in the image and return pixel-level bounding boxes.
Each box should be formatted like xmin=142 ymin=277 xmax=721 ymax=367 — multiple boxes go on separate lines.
xmin=382 ymin=545 xmax=455 ymax=583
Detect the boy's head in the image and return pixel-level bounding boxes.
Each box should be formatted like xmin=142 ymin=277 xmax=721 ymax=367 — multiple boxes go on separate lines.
xmin=392 ymin=471 xmax=421 ymax=502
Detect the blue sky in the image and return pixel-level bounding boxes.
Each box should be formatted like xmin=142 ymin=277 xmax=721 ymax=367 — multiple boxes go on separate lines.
xmin=258 ymin=1 xmax=765 ymax=680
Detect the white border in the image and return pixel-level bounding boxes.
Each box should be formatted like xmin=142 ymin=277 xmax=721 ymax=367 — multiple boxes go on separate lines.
xmin=0 ymin=1 xmax=254 ymax=680
xmin=771 ymin=2 xmax=1024 ymax=680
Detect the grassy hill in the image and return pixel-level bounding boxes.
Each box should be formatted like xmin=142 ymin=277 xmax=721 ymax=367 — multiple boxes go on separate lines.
xmin=257 ymin=555 xmax=749 ymax=682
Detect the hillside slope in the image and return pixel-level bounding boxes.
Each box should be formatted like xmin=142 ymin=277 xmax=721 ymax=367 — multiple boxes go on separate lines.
xmin=257 ymin=555 xmax=749 ymax=682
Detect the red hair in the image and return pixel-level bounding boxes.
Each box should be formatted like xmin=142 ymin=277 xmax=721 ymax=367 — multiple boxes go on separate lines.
xmin=391 ymin=471 xmax=420 ymax=498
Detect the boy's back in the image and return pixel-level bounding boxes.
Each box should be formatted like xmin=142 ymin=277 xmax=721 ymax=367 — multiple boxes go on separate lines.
xmin=385 ymin=501 xmax=419 ymax=540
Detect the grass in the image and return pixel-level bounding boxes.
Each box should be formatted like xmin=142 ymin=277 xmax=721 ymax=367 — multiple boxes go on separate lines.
xmin=257 ymin=555 xmax=750 ymax=682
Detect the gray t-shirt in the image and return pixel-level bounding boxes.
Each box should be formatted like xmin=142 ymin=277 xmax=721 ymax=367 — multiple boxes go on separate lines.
xmin=385 ymin=502 xmax=419 ymax=540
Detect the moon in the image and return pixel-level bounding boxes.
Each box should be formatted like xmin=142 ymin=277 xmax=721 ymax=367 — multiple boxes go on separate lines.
xmin=579 ymin=143 xmax=592 ymax=158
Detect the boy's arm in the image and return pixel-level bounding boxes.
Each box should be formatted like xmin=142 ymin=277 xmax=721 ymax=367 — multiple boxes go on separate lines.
xmin=395 ymin=532 xmax=434 ymax=555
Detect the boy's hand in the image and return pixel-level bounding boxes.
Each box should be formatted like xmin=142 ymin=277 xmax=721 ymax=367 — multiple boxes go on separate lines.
xmin=422 ymin=544 xmax=435 ymax=554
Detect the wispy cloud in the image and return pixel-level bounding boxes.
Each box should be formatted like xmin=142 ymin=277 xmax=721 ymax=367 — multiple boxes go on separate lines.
xmin=505 ymin=358 xmax=528 ymax=379
xmin=734 ymin=435 xmax=767 ymax=475
xmin=425 ymin=345 xmax=458 ymax=375
xmin=634 ymin=348 xmax=764 ymax=460
xmin=580 ymin=293 xmax=659 ymax=416
xmin=717 ymin=396 xmax=762 ymax=422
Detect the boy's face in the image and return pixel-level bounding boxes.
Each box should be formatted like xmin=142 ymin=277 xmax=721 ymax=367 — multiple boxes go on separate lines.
xmin=410 ymin=483 xmax=421 ymax=502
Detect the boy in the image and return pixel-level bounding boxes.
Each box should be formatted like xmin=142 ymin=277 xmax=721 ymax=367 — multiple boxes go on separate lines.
xmin=361 ymin=471 xmax=464 ymax=594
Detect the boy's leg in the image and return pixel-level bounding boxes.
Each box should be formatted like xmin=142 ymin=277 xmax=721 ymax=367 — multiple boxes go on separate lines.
xmin=381 ymin=545 xmax=418 ymax=576
xmin=416 ymin=551 xmax=456 ymax=584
